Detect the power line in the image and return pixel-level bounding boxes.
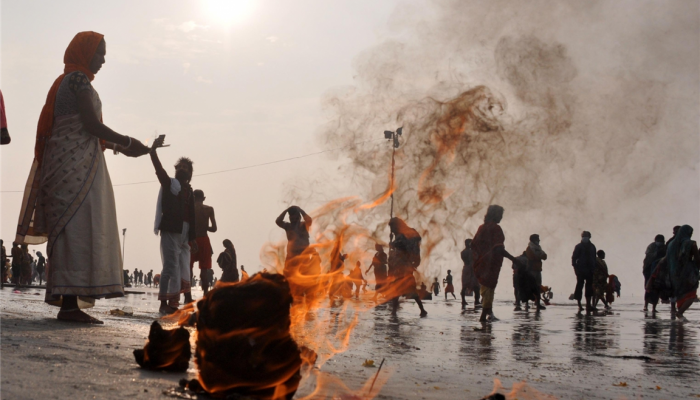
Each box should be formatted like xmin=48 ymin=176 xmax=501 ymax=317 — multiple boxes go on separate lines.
xmin=0 ymin=138 xmax=385 ymax=193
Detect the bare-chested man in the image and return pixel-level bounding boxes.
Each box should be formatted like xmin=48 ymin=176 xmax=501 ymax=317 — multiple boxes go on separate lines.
xmin=189 ymin=189 xmax=217 ymax=296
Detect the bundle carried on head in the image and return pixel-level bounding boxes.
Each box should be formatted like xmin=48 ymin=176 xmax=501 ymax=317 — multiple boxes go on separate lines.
xmin=184 ymin=272 xmax=308 ymax=400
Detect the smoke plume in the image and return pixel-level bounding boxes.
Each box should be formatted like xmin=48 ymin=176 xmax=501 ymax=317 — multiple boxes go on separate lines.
xmin=283 ymin=0 xmax=699 ymax=290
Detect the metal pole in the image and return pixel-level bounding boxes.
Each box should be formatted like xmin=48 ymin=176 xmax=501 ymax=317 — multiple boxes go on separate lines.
xmin=390 ymin=144 xmax=396 ymax=219
xmin=122 ymin=228 xmax=127 ymax=267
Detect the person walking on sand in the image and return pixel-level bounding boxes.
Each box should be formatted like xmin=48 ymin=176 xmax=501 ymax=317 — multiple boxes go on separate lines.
xmin=189 ymin=189 xmax=217 ymax=296
xmin=15 ymin=32 xmax=150 ymax=323
xmin=366 ymin=244 xmax=388 ymax=302
xmin=667 ymin=225 xmax=700 ymax=321
xmin=593 ymin=250 xmax=611 ymax=310
xmin=443 ymin=270 xmax=456 ymax=300
xmin=525 ymin=234 xmax=547 ymax=310
xmin=35 ymin=251 xmax=46 ymax=286
xmin=349 ymin=261 xmax=366 ymax=299
xmin=460 ymin=238 xmax=480 ymax=308
xmin=431 ymin=277 xmax=440 ymax=297
xmin=643 ymin=234 xmax=666 ymax=312
xmin=387 ymin=217 xmax=427 ymax=317
xmin=472 ymin=205 xmax=522 ymax=323
xmin=571 ymin=231 xmax=597 ymax=314
xmin=150 ymin=135 xmax=197 ymax=314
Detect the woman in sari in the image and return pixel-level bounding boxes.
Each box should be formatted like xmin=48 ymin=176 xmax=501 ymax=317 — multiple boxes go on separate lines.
xmin=16 ymin=31 xmax=149 ymax=324
xmin=667 ymin=225 xmax=700 ymax=321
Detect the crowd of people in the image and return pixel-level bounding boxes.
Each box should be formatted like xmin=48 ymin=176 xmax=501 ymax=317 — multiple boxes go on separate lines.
xmin=2 ymin=31 xmax=699 ymax=326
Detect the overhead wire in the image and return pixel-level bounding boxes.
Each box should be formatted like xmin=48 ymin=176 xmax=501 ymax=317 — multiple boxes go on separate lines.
xmin=0 ymin=138 xmax=386 ymax=193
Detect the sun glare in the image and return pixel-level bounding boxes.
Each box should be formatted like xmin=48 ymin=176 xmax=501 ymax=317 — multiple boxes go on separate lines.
xmin=202 ymin=0 xmax=255 ymax=26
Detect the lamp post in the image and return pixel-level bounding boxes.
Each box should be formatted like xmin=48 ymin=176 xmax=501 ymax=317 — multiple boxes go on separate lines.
xmin=383 ymin=127 xmax=402 ymax=245
xmin=122 ymin=228 xmax=127 ymax=267
xmin=383 ymin=127 xmax=402 ymax=220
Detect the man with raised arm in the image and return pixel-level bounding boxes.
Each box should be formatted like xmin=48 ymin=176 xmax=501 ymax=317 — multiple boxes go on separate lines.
xmin=150 ymin=137 xmax=196 ymax=314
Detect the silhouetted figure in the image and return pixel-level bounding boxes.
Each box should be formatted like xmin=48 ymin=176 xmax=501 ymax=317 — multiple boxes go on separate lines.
xmin=36 ymin=251 xmax=46 ymax=286
xmin=524 ymin=234 xmax=547 ymax=310
xmin=217 ymin=239 xmax=239 ymax=283
xmin=666 ymin=225 xmax=681 ymax=247
xmin=0 ymin=90 xmax=10 ymax=145
xmin=431 ymin=278 xmax=440 ymax=296
xmin=147 ymin=270 xmax=154 ymax=287
xmin=190 ymin=189 xmax=217 ymax=296
xmin=572 ymin=231 xmax=597 ymax=314
xmin=593 ymin=250 xmax=611 ymax=310
xmin=240 ymin=265 xmax=249 ymax=282
xmin=123 ymin=269 xmax=131 ymax=288
xmin=460 ymin=239 xmax=480 ymax=308
xmin=276 ymin=205 xmax=320 ymax=300
xmin=388 ymin=217 xmax=427 ymax=317
xmin=276 ymin=205 xmax=312 ymax=263
xmin=512 ymin=251 xmax=541 ymax=310
xmin=349 ymin=261 xmax=366 ymax=298
xmin=667 ymin=225 xmax=700 ymax=321
xmin=443 ymin=270 xmax=456 ymax=300
xmin=366 ymin=244 xmax=388 ymax=302
xmin=472 ymin=205 xmax=521 ymax=322
xmin=1 ymin=240 xmax=7 ymax=285
xmin=11 ymin=243 xmax=21 ymax=285
xmin=151 ymin=138 xmax=196 ymax=314
xmin=643 ymin=234 xmax=666 ymax=312
xmin=328 ymin=242 xmax=346 ymax=300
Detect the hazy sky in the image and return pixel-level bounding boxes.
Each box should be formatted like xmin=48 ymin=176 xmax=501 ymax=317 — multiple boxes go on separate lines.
xmin=1 ymin=0 xmax=400 ymax=277
xmin=1 ymin=1 xmax=698 ymax=297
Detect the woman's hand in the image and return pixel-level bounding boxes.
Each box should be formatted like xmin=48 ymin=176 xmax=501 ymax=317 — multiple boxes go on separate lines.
xmin=121 ymin=138 xmax=150 ymax=158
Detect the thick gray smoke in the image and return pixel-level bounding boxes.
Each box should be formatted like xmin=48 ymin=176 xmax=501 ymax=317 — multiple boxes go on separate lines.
xmin=285 ymin=0 xmax=699 ymax=292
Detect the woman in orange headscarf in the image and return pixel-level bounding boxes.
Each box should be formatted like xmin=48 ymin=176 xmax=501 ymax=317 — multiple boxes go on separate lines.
xmin=16 ymin=31 xmax=149 ymax=324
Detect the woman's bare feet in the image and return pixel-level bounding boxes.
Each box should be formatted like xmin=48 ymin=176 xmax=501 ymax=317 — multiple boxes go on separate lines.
xmin=57 ymin=309 xmax=104 ymax=324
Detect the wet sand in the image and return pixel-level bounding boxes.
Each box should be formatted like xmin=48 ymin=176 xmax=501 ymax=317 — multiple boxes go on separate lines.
xmin=2 ymin=285 xmax=699 ymax=399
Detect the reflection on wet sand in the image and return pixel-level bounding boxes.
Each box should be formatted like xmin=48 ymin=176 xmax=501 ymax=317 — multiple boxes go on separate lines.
xmin=643 ymin=317 xmax=698 ymax=378
xmin=511 ymin=311 xmax=542 ymax=363
xmin=459 ymin=309 xmax=495 ymax=364
xmin=571 ymin=313 xmax=619 ymax=366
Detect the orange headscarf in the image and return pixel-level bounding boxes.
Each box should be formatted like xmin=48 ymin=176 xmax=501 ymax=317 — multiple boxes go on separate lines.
xmin=34 ymin=31 xmax=104 ymax=166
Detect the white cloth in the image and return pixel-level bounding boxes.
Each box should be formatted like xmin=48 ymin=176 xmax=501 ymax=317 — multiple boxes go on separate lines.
xmin=158 ymin=221 xmax=191 ymax=303
xmin=153 ymin=177 xmax=181 ymax=235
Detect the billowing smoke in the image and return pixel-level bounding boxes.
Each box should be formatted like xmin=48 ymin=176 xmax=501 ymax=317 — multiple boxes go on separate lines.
xmin=282 ymin=0 xmax=699 ymax=292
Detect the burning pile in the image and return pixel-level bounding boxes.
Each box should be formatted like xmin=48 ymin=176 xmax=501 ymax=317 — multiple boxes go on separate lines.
xmin=133 ymin=321 xmax=191 ymax=372
xmin=182 ymin=272 xmax=313 ymax=400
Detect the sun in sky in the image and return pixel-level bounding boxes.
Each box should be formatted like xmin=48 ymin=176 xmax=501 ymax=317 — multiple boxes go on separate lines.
xmin=202 ymin=0 xmax=256 ymax=26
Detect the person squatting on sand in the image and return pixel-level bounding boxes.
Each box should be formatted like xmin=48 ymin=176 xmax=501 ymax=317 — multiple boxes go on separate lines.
xmin=150 ymin=138 xmax=196 ymax=314
xmin=189 ymin=189 xmax=217 ymax=295
xmin=388 ymin=217 xmax=427 ymax=317
xmin=472 ymin=205 xmax=522 ymax=323
xmin=460 ymin=238 xmax=481 ymax=308
xmin=15 ymin=31 xmax=150 ymax=323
